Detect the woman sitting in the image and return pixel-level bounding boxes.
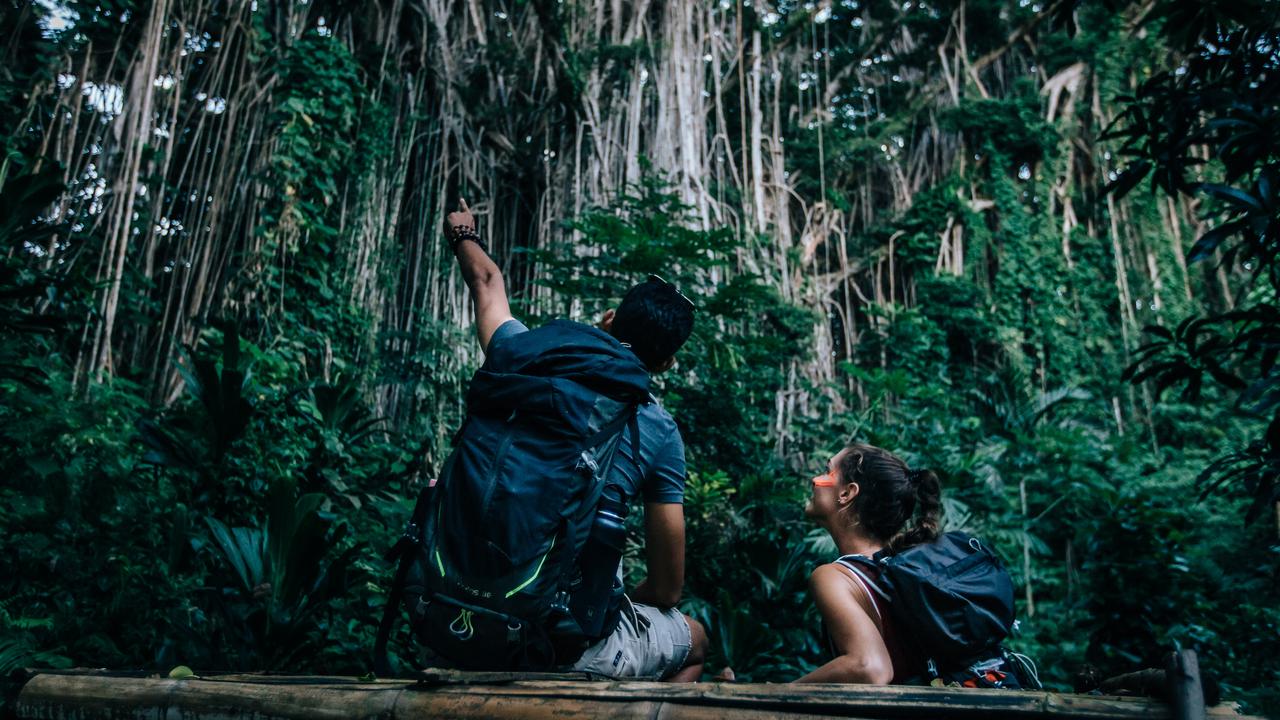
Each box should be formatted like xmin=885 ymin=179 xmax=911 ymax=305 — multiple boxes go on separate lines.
xmin=794 ymin=443 xmax=940 ymax=684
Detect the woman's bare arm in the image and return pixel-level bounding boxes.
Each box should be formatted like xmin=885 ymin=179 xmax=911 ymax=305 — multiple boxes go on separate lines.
xmin=793 ymin=563 xmax=894 ymax=684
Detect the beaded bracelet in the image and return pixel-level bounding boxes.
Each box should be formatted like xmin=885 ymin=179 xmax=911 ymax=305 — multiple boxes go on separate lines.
xmin=450 ymin=225 xmax=488 ymax=253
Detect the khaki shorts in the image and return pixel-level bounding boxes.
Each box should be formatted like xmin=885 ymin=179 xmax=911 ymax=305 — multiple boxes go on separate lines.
xmin=567 ymin=597 xmax=692 ymax=680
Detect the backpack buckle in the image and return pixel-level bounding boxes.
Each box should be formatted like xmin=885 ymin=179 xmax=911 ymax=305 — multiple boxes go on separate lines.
xmin=575 ymin=451 xmax=599 ymax=476
xmin=403 ymin=522 xmax=422 ymax=544
xmin=383 ymin=522 xmax=422 ymax=561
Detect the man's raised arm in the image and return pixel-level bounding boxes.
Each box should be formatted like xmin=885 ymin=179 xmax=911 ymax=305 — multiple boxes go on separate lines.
xmin=446 ymin=198 xmax=514 ymax=353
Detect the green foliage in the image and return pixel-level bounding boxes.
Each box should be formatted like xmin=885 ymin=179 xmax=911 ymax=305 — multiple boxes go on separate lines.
xmin=1107 ymin=0 xmax=1280 ymax=527
xmin=203 ymin=478 xmax=363 ymax=670
xmin=940 ymin=94 xmax=1059 ymax=165
xmin=0 ymin=2 xmax=1277 ymax=716
xmin=269 ymin=33 xmax=361 ymax=211
xmin=137 ymin=327 xmax=254 ymax=488
xmin=0 ymin=607 xmax=73 ymax=677
xmin=247 ymin=29 xmax=386 ymax=376
xmin=0 ymin=166 xmax=66 ymax=389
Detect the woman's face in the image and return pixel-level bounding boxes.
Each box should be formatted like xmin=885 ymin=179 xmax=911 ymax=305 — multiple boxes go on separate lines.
xmin=804 ymin=449 xmax=848 ymax=522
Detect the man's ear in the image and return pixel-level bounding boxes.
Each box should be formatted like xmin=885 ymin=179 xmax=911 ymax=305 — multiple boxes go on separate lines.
xmin=599 ymin=308 xmax=616 ymax=333
xmin=651 ymin=356 xmax=676 ymax=373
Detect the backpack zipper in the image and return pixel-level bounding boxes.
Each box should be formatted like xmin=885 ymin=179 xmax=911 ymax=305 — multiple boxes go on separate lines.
xmin=478 ymin=427 xmax=515 ymax=520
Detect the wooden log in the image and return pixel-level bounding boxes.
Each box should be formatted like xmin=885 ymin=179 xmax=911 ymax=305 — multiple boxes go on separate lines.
xmin=15 ymin=672 xmax=1259 ymax=720
xmin=1100 ymin=669 xmax=1168 ymax=698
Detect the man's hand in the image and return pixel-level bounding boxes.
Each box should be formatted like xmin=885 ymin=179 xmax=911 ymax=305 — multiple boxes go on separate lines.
xmin=445 ymin=197 xmax=476 ymax=239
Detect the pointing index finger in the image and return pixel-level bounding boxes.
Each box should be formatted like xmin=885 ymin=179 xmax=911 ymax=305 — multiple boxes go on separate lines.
xmin=459 ymin=197 xmax=470 ymax=213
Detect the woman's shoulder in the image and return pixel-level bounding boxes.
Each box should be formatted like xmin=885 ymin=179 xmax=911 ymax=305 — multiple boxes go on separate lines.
xmin=809 ymin=561 xmax=886 ymax=630
xmin=810 ymin=561 xmax=845 ymax=580
xmin=814 ymin=558 xmax=885 ymax=625
xmin=808 ymin=563 xmax=866 ymax=603
xmin=810 ymin=559 xmax=874 ymax=585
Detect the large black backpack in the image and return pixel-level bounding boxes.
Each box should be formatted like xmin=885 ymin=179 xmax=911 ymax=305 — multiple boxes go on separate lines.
xmin=374 ymin=321 xmax=649 ymax=674
xmin=839 ymin=532 xmax=1025 ymax=686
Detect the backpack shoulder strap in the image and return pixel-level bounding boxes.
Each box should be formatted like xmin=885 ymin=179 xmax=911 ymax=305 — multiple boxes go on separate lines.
xmin=587 ymin=405 xmax=643 ymax=515
xmin=584 ymin=402 xmax=639 ymax=451
xmin=628 ymin=411 xmax=642 ymax=477
xmin=832 ymin=556 xmax=887 ymax=626
xmin=834 ymin=555 xmax=892 ymax=604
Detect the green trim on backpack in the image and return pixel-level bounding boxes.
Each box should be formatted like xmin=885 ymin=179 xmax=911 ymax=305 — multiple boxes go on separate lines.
xmin=433 ymin=503 xmax=446 ymax=577
xmin=505 ymin=535 xmax=556 ymax=599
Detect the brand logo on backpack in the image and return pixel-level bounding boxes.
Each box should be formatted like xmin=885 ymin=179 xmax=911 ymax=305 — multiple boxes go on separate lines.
xmin=455 ymin=580 xmax=493 ymax=600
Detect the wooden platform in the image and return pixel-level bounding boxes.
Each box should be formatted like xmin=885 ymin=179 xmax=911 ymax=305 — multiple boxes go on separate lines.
xmin=14 ymin=670 xmax=1259 ymax=719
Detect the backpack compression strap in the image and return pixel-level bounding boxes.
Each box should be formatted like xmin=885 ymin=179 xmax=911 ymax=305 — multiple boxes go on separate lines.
xmin=591 ymin=406 xmax=643 ymax=531
xmin=373 ymin=479 xmax=436 ymax=677
xmin=550 ymin=406 xmax=642 ymax=645
xmin=592 ymin=413 xmax=641 ymax=519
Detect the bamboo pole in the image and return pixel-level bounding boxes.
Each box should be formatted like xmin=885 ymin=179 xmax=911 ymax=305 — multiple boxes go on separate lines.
xmin=1166 ymin=651 xmax=1206 ymax=720
xmin=15 ymin=672 xmax=1257 ymax=720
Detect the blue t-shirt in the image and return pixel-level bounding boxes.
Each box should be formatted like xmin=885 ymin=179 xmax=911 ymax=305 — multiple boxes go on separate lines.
xmin=488 ymin=319 xmax=686 ymax=505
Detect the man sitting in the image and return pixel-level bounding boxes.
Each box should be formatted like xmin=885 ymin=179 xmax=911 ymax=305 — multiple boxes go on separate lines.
xmin=438 ymin=198 xmax=708 ymax=681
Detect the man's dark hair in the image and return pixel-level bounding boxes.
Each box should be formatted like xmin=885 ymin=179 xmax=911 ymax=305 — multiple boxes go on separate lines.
xmin=610 ymin=277 xmax=695 ymax=370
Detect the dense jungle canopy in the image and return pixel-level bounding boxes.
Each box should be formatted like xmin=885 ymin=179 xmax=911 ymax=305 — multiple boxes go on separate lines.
xmin=2 ymin=0 xmax=1278 ymax=714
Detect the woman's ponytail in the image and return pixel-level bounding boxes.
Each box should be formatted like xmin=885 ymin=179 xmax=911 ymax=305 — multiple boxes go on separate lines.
xmin=891 ymin=468 xmax=942 ymax=552
xmin=839 ymin=444 xmax=944 ymax=551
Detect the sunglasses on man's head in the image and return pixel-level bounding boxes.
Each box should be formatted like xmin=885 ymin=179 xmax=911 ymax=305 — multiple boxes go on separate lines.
xmin=647 ymin=274 xmax=696 ymax=313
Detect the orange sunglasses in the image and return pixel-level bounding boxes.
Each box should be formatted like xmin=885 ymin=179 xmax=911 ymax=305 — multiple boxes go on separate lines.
xmin=811 ymin=473 xmax=837 ymax=487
